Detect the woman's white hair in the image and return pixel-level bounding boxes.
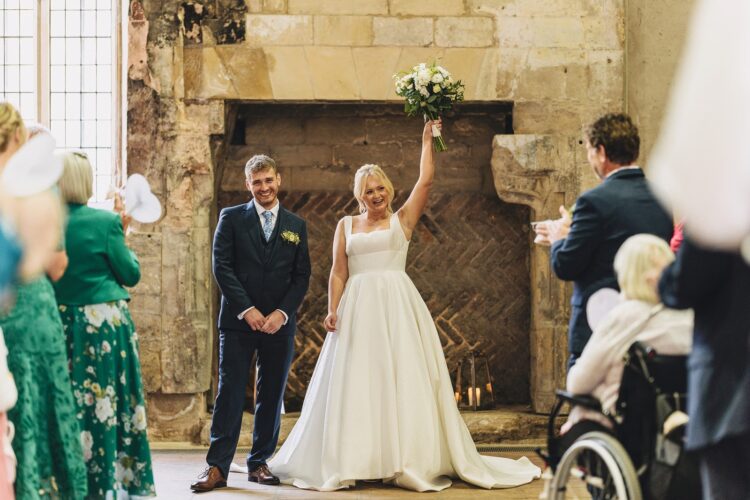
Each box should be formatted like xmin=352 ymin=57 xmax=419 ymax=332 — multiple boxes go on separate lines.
xmin=613 ymin=233 xmax=675 ymax=304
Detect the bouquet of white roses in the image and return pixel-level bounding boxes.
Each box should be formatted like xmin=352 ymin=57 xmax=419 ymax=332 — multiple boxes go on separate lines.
xmin=394 ymin=62 xmax=464 ymax=152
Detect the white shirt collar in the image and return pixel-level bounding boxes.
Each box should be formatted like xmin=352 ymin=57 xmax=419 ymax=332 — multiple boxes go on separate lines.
xmin=254 ymin=200 xmax=280 ymax=219
xmin=606 ymin=165 xmax=641 ymax=179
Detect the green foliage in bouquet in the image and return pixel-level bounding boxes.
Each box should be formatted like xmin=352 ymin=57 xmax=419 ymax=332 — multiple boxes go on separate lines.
xmin=394 ymin=62 xmax=465 ymax=152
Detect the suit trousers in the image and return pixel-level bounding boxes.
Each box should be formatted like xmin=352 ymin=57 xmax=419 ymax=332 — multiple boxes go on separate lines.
xmin=699 ymin=432 xmax=750 ymax=500
xmin=206 ymin=330 xmax=295 ymax=478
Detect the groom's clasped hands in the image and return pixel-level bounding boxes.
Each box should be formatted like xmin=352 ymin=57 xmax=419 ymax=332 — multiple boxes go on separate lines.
xmin=243 ymin=308 xmax=285 ymax=334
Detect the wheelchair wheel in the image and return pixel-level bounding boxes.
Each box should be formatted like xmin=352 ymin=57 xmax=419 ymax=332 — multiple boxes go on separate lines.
xmin=547 ymin=431 xmax=642 ymax=499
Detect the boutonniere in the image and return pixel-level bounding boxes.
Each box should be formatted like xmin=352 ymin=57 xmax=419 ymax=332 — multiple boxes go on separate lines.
xmin=280 ymin=230 xmax=301 ymax=245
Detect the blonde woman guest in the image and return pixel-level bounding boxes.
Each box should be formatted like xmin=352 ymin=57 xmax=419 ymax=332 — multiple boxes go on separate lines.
xmin=53 ymin=152 xmax=155 ymax=498
xmin=269 ymin=120 xmax=540 ymax=492
xmin=0 ymin=103 xmax=87 ymax=498
xmin=562 ymin=234 xmax=693 ymax=435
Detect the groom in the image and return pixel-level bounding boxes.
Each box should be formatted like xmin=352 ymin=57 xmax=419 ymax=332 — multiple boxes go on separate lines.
xmin=191 ymin=154 xmax=311 ymax=492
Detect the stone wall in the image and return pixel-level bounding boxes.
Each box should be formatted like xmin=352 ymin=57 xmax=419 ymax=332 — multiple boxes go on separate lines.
xmin=625 ymin=0 xmax=696 ymax=164
xmin=128 ymin=0 xmax=629 ymax=440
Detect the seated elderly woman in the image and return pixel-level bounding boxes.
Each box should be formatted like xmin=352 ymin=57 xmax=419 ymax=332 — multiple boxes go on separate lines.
xmin=560 ymin=233 xmax=693 ymax=438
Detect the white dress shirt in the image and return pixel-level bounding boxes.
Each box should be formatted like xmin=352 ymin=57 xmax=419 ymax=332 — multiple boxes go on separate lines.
xmin=237 ymin=200 xmax=288 ymax=325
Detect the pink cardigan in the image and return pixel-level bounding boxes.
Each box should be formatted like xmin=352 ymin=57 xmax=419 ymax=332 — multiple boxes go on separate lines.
xmin=563 ymin=300 xmax=693 ymax=432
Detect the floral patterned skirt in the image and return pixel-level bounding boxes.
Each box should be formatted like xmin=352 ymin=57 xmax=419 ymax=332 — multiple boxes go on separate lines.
xmin=59 ymin=300 xmax=155 ymax=499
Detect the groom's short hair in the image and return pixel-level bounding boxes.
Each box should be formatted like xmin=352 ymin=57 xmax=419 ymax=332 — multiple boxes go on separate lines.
xmin=245 ymin=154 xmax=277 ymax=178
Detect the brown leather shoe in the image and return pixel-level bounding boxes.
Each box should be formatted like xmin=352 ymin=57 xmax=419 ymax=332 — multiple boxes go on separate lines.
xmin=190 ymin=466 xmax=227 ymax=492
xmin=248 ymin=463 xmax=280 ymax=485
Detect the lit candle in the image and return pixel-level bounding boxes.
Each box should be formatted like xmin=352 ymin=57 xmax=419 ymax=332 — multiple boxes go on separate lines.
xmin=476 ymin=387 xmax=482 ymax=407
xmin=454 ymin=391 xmax=460 ymax=403
xmin=468 ymin=388 xmax=474 ymax=407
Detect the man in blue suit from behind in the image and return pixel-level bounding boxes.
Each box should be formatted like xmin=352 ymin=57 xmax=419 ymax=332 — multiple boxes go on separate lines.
xmin=192 ymin=154 xmax=311 ymax=492
xmin=540 ymin=113 xmax=673 ymax=369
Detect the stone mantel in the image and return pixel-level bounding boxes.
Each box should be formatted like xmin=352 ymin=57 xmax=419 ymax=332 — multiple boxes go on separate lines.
xmin=491 ymin=134 xmax=583 ymax=410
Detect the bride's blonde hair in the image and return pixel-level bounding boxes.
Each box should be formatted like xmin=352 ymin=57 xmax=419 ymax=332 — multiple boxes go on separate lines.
xmin=353 ymin=164 xmax=394 ymax=214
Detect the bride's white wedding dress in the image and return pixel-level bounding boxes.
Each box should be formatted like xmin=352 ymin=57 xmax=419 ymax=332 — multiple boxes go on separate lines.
xmin=268 ymin=213 xmax=540 ymax=492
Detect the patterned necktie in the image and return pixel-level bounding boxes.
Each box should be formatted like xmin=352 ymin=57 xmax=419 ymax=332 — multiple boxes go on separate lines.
xmin=262 ymin=210 xmax=274 ymax=241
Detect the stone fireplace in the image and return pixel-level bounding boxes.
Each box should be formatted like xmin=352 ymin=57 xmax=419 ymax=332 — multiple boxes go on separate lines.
xmin=216 ymin=101 xmax=531 ymax=409
xmin=127 ymin=0 xmax=622 ymax=440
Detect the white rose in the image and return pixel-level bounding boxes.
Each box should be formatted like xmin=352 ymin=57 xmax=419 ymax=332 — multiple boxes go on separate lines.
xmin=433 ymin=84 xmax=441 ymax=93
xmin=83 ymin=304 xmax=108 ymax=328
xmin=95 ymin=397 xmax=114 ymax=423
xmin=431 ymin=73 xmax=444 ymax=84
xmin=80 ymin=431 xmax=94 ymax=462
xmin=132 ymin=405 xmax=148 ymax=431
xmin=84 ymin=393 xmax=94 ymax=406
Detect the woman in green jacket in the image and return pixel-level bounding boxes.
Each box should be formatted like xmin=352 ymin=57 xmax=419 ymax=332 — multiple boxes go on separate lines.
xmin=54 ymin=152 xmax=155 ymax=499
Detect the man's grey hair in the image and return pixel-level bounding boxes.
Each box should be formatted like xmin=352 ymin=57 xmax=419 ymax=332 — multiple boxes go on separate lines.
xmin=244 ymin=154 xmax=277 ymax=178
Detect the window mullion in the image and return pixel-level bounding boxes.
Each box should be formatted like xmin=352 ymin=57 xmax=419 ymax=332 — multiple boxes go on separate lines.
xmin=37 ymin=0 xmax=50 ymax=126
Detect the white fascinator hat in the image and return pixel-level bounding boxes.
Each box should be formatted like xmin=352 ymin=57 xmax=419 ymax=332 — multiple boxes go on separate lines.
xmin=0 ymin=133 xmax=63 ymax=197
xmin=124 ymin=173 xmax=161 ymax=223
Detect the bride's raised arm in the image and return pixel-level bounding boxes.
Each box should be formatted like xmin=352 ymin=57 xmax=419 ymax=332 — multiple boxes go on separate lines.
xmin=397 ymin=119 xmax=440 ymax=240
xmin=323 ymin=218 xmax=349 ymax=332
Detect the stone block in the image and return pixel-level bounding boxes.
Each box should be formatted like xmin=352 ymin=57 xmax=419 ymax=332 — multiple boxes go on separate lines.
xmin=389 ymin=0 xmax=465 ymax=16
xmin=264 ymin=46 xmax=315 ymax=99
xmin=373 ymin=17 xmax=433 ymax=47
xmin=435 ymin=17 xmax=495 ymax=48
xmin=440 ymin=48 xmax=499 ymax=100
xmin=583 ymin=15 xmax=624 ymax=50
xmin=245 ymin=0 xmax=263 ymax=13
xmin=183 ymin=46 xmax=273 ymax=99
xmin=282 ymin=165 xmax=357 ymax=191
xmin=513 ymin=100 xmax=587 ymax=135
xmin=305 ymin=47 xmax=359 ymax=99
xmin=314 ymin=16 xmax=373 ymax=46
xmin=146 ymin=393 xmax=207 ymax=442
xmin=467 ymin=0 xmax=589 ymax=17
xmin=303 ymin=116 xmax=367 ymax=145
xmin=271 ymin=145 xmax=334 ymax=168
xmin=263 ymin=0 xmax=287 ymax=13
xmin=288 ymin=0 xmax=387 ymax=15
xmin=498 ymin=17 xmax=585 ymax=48
xmin=365 ymin=114 xmax=423 ymax=144
xmin=352 ymin=47 xmax=402 ymax=100
xmin=246 ymin=14 xmax=313 ymax=46
xmin=245 ymin=115 xmax=305 ymax=145
xmin=333 ymin=143 xmax=405 ymax=170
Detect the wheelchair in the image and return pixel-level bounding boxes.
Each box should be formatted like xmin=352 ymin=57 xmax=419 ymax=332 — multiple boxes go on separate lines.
xmin=539 ymin=342 xmax=701 ymax=500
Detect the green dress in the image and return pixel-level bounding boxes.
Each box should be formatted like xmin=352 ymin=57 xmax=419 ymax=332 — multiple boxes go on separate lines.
xmin=53 ymin=204 xmax=154 ymax=498
xmin=0 ymin=277 xmax=88 ymax=499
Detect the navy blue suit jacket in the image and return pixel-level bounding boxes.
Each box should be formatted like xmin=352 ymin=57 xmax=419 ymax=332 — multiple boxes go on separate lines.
xmin=659 ymin=237 xmax=750 ymax=450
xmin=212 ymin=200 xmax=311 ymax=336
xmin=550 ymin=168 xmax=673 ymax=354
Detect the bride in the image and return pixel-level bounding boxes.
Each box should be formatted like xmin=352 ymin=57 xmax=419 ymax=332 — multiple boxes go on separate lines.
xmin=268 ymin=120 xmax=540 ymax=492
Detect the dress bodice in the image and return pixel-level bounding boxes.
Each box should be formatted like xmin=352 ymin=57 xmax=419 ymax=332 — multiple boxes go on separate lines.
xmin=345 ymin=213 xmax=408 ymax=275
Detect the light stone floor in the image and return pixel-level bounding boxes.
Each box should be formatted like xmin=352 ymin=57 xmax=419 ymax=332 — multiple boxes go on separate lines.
xmin=151 ymin=446 xmax=553 ymax=499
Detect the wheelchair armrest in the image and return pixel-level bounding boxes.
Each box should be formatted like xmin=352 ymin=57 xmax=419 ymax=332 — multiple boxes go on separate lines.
xmin=555 ymin=390 xmax=603 ymax=412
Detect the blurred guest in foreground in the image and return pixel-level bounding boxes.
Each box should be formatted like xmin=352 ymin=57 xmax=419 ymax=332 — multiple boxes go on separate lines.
xmin=0 ymin=102 xmax=87 ymax=498
xmin=54 ymin=152 xmax=155 ymax=498
xmin=659 ymin=234 xmax=750 ymax=500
